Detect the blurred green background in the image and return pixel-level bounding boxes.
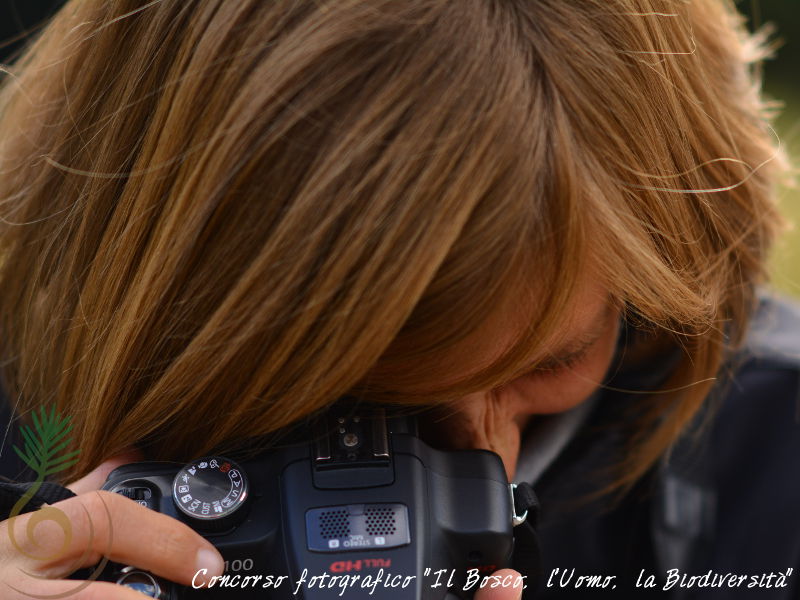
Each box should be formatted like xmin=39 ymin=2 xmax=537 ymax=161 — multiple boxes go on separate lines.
xmin=739 ymin=1 xmax=800 ymax=297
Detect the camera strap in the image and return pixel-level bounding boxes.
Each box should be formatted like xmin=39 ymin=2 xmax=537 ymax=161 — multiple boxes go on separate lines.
xmin=0 ymin=479 xmax=76 ymax=518
xmin=511 ymin=481 xmax=542 ymax=597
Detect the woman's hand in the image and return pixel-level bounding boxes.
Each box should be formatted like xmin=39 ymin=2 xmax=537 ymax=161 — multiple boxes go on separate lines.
xmin=0 ymin=451 xmax=225 ymax=599
xmin=474 ymin=568 xmax=526 ymax=600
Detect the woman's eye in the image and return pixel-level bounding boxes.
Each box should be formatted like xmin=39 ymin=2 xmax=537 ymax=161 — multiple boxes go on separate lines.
xmin=524 ymin=351 xmax=587 ymax=378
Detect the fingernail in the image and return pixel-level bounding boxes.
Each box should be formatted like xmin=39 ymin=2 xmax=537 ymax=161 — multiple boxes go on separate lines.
xmin=195 ymin=547 xmax=224 ymax=586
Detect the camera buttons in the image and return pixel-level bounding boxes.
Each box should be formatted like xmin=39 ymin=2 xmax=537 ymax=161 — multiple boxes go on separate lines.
xmin=171 ymin=456 xmax=250 ymax=532
xmin=115 ymin=566 xmax=167 ymax=599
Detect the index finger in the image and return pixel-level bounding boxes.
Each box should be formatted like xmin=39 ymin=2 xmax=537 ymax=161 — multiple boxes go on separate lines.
xmin=5 ymin=490 xmax=223 ymax=587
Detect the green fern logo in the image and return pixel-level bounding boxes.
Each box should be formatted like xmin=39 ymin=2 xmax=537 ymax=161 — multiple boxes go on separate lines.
xmin=5 ymin=404 xmax=98 ymax=599
xmin=13 ymin=404 xmax=80 ymax=477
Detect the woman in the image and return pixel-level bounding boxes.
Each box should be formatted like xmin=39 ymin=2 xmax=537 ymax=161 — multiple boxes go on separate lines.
xmin=0 ymin=0 xmax=793 ymax=598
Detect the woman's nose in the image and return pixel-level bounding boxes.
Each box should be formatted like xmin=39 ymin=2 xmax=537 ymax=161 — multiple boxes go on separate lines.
xmin=419 ymin=390 xmax=534 ymax=481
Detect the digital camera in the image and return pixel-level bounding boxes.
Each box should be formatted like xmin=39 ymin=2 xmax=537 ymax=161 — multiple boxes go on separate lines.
xmin=95 ymin=403 xmax=529 ymax=599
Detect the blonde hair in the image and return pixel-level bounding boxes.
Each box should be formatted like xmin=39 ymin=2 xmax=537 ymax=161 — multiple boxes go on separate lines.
xmin=0 ymin=0 xmax=783 ymax=493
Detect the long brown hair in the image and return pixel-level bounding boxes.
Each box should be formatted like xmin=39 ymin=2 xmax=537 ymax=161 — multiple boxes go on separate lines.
xmin=0 ymin=0 xmax=784 ymax=494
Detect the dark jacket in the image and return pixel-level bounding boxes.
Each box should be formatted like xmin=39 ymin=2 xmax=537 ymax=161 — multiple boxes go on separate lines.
xmin=529 ymin=293 xmax=800 ymax=599
xmin=1 ymin=294 xmax=799 ymax=598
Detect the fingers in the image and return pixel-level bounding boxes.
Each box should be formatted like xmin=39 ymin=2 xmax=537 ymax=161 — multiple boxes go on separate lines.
xmin=474 ymin=568 xmax=526 ymax=600
xmin=2 ymin=490 xmax=223 ymax=587
xmin=2 ymin=578 xmax=155 ymax=600
xmin=1 ymin=450 xmax=219 ymax=596
xmin=66 ymin=448 xmax=145 ymax=495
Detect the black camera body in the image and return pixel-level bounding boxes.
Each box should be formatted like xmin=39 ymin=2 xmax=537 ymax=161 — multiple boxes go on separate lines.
xmin=98 ymin=405 xmax=520 ymax=599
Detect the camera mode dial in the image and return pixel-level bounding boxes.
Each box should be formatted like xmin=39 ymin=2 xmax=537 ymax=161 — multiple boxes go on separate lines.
xmin=171 ymin=456 xmax=249 ymax=532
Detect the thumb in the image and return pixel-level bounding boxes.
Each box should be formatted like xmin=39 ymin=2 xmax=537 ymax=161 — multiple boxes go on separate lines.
xmin=65 ymin=447 xmax=144 ymax=495
xmin=474 ymin=569 xmax=525 ymax=600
